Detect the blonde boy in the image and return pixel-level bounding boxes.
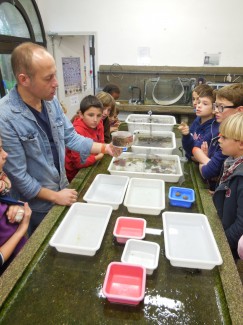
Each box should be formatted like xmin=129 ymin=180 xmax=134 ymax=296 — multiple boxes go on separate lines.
xmin=213 ymin=112 xmax=243 ymax=259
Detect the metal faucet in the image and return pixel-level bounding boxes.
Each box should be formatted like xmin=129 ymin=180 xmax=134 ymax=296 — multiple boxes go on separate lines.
xmin=130 ymin=86 xmax=142 ymax=104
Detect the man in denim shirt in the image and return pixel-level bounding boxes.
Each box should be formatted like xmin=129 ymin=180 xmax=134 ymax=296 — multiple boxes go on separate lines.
xmin=0 ymin=42 xmax=120 ymax=235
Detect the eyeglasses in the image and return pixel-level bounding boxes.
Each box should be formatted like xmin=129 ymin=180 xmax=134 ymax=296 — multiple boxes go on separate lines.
xmin=213 ymin=103 xmax=238 ymax=113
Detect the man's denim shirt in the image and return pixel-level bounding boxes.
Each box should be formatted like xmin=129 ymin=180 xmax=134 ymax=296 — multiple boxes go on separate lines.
xmin=0 ymin=86 xmax=93 ymax=213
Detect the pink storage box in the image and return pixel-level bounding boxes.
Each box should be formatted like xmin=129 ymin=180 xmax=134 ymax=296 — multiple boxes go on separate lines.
xmin=102 ymin=262 xmax=146 ymax=305
xmin=113 ymin=217 xmax=146 ymax=244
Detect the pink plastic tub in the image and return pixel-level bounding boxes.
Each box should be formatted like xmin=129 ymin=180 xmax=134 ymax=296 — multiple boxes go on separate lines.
xmin=103 ymin=262 xmax=146 ymax=305
xmin=113 ymin=217 xmax=146 ymax=243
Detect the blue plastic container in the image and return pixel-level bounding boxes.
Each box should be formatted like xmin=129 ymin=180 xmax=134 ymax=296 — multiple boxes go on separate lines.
xmin=168 ymin=186 xmax=195 ymax=208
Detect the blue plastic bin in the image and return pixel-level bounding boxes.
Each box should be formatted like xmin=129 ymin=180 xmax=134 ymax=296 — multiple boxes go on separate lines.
xmin=168 ymin=187 xmax=195 ymax=208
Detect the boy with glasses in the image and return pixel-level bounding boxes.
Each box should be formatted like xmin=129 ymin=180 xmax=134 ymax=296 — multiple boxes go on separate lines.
xmin=192 ymin=83 xmax=243 ymax=192
xmin=213 ymin=112 xmax=243 ymax=259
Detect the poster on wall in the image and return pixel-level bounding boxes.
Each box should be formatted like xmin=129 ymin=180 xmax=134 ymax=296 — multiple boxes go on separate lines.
xmin=62 ymin=57 xmax=82 ymax=97
xmin=203 ymin=52 xmax=221 ymax=66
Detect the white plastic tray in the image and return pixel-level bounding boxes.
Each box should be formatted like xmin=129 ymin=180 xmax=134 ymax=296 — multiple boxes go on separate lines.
xmin=125 ymin=114 xmax=176 ymax=132
xmin=132 ymin=130 xmax=176 ymax=155
xmin=49 ymin=203 xmax=112 ymax=256
xmin=162 ymin=211 xmax=223 ymax=269
xmin=121 ymin=239 xmax=160 ymax=275
xmin=83 ymin=174 xmax=129 ymax=210
xmin=124 ymin=178 xmax=165 ymax=215
xmin=108 ymin=152 xmax=183 ymax=183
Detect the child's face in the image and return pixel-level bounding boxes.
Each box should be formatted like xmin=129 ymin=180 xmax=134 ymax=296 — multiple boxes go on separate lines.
xmin=196 ymin=96 xmax=213 ymax=119
xmin=0 ymin=139 xmax=8 ymax=172
xmin=111 ymin=92 xmax=120 ymax=100
xmin=81 ymin=107 xmax=102 ymax=129
xmin=192 ymin=91 xmax=199 ymax=109
xmin=218 ymin=135 xmax=242 ymax=158
xmin=102 ymin=106 xmax=111 ymax=119
xmin=214 ymin=96 xmax=238 ymax=123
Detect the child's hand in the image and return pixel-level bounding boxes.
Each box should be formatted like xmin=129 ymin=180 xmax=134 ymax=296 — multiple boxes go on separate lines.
xmin=201 ymin=141 xmax=208 ymax=156
xmin=6 ymin=203 xmax=31 ymax=223
xmin=6 ymin=205 xmax=22 ymax=223
xmin=178 ymin=122 xmax=189 ymax=135
xmin=95 ymin=153 xmax=104 ymax=161
xmin=110 ymin=126 xmax=119 ymax=133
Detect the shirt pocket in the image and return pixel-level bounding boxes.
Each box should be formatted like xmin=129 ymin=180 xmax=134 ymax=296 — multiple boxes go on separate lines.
xmin=55 ymin=118 xmax=64 ymax=140
xmin=19 ymin=132 xmax=42 ymax=156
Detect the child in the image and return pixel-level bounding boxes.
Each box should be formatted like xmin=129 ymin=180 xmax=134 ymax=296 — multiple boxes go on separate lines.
xmin=103 ymin=84 xmax=121 ymax=101
xmin=65 ymin=95 xmax=105 ymax=182
xmin=96 ymin=91 xmax=115 ymax=143
xmin=213 ymin=112 xmax=243 ymax=259
xmin=0 ymin=137 xmax=31 ymax=275
xmin=178 ymin=85 xmax=215 ymax=160
xmin=191 ymin=84 xmax=210 ymax=111
xmin=192 ymin=83 xmax=243 ymax=191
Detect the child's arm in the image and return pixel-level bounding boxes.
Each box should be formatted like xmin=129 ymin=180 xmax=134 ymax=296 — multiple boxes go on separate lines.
xmin=0 ymin=203 xmax=31 ymax=265
xmin=192 ymin=147 xmax=211 ymax=164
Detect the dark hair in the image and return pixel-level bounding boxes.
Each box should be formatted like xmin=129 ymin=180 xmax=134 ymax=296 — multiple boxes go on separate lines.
xmin=198 ymin=85 xmax=216 ymax=103
xmin=80 ymin=95 xmax=103 ymax=114
xmin=103 ymin=84 xmax=120 ymax=95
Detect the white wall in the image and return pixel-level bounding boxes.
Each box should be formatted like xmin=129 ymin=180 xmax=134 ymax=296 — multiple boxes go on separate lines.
xmin=36 ymin=0 xmax=243 ymax=67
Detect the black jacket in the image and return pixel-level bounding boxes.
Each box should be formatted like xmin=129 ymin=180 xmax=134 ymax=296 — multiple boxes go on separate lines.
xmin=213 ymin=162 xmax=243 ymax=259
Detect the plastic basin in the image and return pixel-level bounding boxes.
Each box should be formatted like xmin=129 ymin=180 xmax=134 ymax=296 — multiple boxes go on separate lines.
xmin=121 ymin=239 xmax=160 ymax=275
xmin=103 ymin=262 xmax=146 ymax=305
xmin=113 ymin=217 xmax=146 ymax=243
xmin=168 ymin=186 xmax=195 ymax=208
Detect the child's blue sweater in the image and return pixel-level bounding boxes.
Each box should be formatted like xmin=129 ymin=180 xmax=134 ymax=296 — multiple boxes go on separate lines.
xmin=182 ymin=117 xmax=215 ymax=159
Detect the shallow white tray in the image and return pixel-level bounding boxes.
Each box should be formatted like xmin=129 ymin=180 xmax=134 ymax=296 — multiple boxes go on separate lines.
xmin=132 ymin=130 xmax=176 ymax=155
xmin=162 ymin=211 xmax=223 ymax=270
xmin=83 ymin=174 xmax=129 ymax=210
xmin=49 ymin=203 xmax=112 ymax=256
xmin=108 ymin=152 xmax=183 ymax=183
xmin=121 ymin=239 xmax=160 ymax=275
xmin=125 ymin=114 xmax=176 ymax=132
xmin=124 ymin=178 xmax=165 ymax=215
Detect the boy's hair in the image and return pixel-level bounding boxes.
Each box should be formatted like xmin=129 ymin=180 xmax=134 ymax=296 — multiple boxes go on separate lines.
xmin=220 ymin=112 xmax=243 ymax=141
xmin=79 ymin=95 xmax=103 ymax=114
xmin=216 ymin=83 xmax=243 ymax=107
xmin=96 ymin=91 xmax=115 ymax=115
xmin=103 ymin=84 xmax=120 ymax=95
xmin=193 ymin=84 xmax=213 ymax=96
xmin=198 ymin=85 xmax=216 ymax=103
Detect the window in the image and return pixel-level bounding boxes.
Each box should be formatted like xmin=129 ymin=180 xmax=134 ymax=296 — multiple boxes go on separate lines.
xmin=0 ymin=0 xmax=46 ymax=96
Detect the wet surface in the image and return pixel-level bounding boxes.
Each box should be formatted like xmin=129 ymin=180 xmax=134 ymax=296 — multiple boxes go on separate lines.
xmin=0 ymin=129 xmax=231 ymax=324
